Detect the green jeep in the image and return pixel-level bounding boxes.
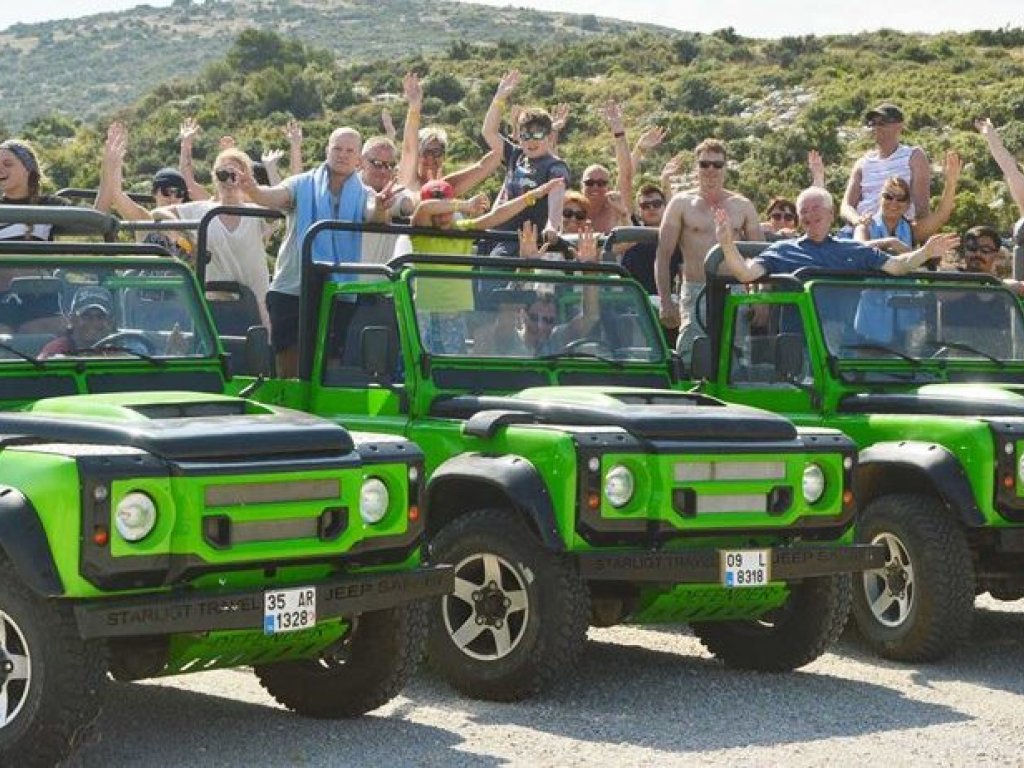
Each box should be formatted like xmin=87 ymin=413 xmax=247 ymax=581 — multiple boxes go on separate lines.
xmin=0 ymin=211 xmax=451 ymax=765
xmin=235 ymin=219 xmax=883 ymax=702
xmin=695 ymin=241 xmax=1024 ymax=661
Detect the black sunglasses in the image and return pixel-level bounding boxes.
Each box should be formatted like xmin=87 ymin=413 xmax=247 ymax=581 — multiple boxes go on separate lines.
xmin=964 ymin=241 xmax=1000 ymax=255
xmin=153 ymin=184 xmax=185 ymax=197
xmin=214 ymin=168 xmax=237 ymax=183
xmin=366 ymin=158 xmax=396 ymax=170
xmin=639 ymin=199 xmax=665 ymax=211
xmin=562 ymin=209 xmax=587 ymax=221
xmin=698 ymin=160 xmax=725 ymax=169
xmin=583 ymin=178 xmax=609 ymax=188
xmin=770 ymin=210 xmax=797 ymax=221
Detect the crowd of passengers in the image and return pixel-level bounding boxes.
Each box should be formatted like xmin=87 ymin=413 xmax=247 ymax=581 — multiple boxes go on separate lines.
xmin=2 ymin=69 xmax=1024 ymax=374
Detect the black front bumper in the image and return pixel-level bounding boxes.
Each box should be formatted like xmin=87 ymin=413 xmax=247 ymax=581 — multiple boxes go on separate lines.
xmin=577 ymin=544 xmax=885 ymax=582
xmin=74 ymin=564 xmax=453 ymax=639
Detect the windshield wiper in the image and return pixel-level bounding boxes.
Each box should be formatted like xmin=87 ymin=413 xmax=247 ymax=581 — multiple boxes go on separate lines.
xmin=85 ymin=344 xmax=165 ymax=366
xmin=923 ymin=339 xmax=1005 ymax=367
xmin=0 ymin=342 xmax=44 ymax=369
xmin=841 ymin=342 xmax=920 ymax=364
xmin=536 ymin=349 xmax=625 ymax=368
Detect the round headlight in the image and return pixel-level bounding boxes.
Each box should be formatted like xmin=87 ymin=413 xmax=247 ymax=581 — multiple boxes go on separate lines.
xmin=115 ymin=491 xmax=157 ymax=542
xmin=360 ymin=477 xmax=389 ymax=524
xmin=1017 ymin=453 xmax=1024 ymax=485
xmin=604 ymin=465 xmax=635 ymax=508
xmin=802 ymin=464 xmax=826 ymax=505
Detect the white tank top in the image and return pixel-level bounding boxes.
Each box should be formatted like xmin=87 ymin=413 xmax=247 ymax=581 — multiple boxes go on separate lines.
xmin=856 ymin=144 xmax=918 ymax=217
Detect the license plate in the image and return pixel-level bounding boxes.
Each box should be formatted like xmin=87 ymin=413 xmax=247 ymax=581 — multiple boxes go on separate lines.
xmin=263 ymin=586 xmax=317 ymax=634
xmin=720 ymin=549 xmax=771 ymax=588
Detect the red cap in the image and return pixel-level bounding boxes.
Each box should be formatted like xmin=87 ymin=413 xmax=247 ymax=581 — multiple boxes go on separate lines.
xmin=420 ymin=179 xmax=455 ymax=200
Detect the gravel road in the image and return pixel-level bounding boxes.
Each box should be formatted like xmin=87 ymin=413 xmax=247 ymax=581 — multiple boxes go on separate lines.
xmin=77 ymin=596 xmax=1024 ymax=767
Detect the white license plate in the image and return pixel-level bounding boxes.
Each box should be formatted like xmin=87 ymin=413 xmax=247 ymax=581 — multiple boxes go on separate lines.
xmin=720 ymin=550 xmax=771 ymax=588
xmin=263 ymin=586 xmax=317 ymax=634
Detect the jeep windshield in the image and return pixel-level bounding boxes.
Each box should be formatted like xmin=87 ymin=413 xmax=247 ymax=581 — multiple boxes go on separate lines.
xmin=407 ymin=269 xmax=667 ymax=364
xmin=811 ymin=282 xmax=1024 ymax=365
xmin=0 ymin=261 xmax=217 ymax=363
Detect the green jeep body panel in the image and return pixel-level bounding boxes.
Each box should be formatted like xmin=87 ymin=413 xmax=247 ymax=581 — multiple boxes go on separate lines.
xmin=0 ymin=230 xmax=450 ymax=764
xmin=696 ymin=242 xmax=1024 ymax=661
xmin=234 ymin=219 xmax=883 ymax=700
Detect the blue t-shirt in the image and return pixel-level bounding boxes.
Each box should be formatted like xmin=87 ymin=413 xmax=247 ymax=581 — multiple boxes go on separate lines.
xmin=754 ymin=236 xmax=890 ymax=276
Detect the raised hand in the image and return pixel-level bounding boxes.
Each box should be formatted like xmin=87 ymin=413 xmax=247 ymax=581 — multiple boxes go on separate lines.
xmin=598 ymin=99 xmax=625 ymax=135
xmin=923 ymin=231 xmax=961 ymax=258
xmin=494 ymin=70 xmax=520 ymax=102
xmin=104 ymin=121 xmax=127 ymax=164
xmin=808 ymin=149 xmax=825 ymax=187
xmin=403 ymin=71 xmax=423 ymax=108
xmin=218 ymin=135 xmax=236 ymax=151
xmin=381 ymin=108 xmax=396 ymax=141
xmin=518 ymin=220 xmax=540 ymax=258
xmin=713 ymin=207 xmax=735 ymax=247
xmin=283 ymin=119 xmax=303 ymax=146
xmin=551 ymin=103 xmax=571 ymax=133
xmin=576 ymin=223 xmax=598 ymax=263
xmin=975 ymin=117 xmax=995 ymax=138
xmin=179 ymin=117 xmax=200 ymax=145
xmin=262 ymin=148 xmax=285 ymax=167
xmin=463 ymin=193 xmax=491 ymax=217
xmin=636 ymin=126 xmax=668 ymax=152
xmin=661 ymin=153 xmax=685 ymax=179
xmin=944 ymin=149 xmax=962 ymax=182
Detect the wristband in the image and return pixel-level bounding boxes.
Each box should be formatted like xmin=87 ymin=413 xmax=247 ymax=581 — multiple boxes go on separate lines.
xmin=524 ymin=191 xmax=537 ymax=207
xmin=613 ymin=131 xmax=625 ymax=139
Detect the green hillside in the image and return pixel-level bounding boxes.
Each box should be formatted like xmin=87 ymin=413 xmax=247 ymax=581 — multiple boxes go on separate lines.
xmin=9 ymin=22 xmax=1024 ymax=232
xmin=0 ymin=0 xmax=656 ymax=129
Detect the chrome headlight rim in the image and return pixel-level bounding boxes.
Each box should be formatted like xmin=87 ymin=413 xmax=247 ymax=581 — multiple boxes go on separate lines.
xmin=114 ymin=491 xmax=158 ymax=543
xmin=604 ymin=465 xmax=635 ymax=508
xmin=802 ymin=463 xmax=826 ymax=505
xmin=359 ymin=476 xmax=390 ymax=524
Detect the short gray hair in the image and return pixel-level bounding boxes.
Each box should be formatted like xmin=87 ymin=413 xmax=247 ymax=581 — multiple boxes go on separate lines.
xmin=795 ymin=186 xmax=833 ymax=213
xmin=363 ymin=136 xmax=398 ymax=158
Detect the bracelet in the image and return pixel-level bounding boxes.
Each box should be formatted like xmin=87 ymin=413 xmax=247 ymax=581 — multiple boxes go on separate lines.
xmin=494 ymin=97 xmax=507 ymax=108
xmin=524 ymin=191 xmax=537 ymax=207
xmin=613 ymin=131 xmax=625 ymax=139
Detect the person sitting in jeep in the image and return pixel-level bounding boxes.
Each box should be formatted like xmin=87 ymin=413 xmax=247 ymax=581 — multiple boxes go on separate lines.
xmin=38 ymin=286 xmax=116 ymax=359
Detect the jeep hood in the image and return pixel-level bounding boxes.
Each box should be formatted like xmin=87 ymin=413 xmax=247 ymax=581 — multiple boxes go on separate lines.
xmin=432 ymin=386 xmax=797 ymax=442
xmin=839 ymin=383 xmax=1024 ymax=417
xmin=1 ymin=391 xmax=352 ymax=460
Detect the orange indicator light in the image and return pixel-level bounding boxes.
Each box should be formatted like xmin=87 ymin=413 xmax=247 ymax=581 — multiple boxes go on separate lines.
xmin=93 ymin=526 xmax=109 ymax=546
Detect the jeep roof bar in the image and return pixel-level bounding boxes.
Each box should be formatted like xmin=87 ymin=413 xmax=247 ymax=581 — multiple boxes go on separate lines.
xmin=0 ymin=205 xmax=119 ymax=240
xmin=0 ymin=241 xmax=175 ymax=259
xmin=56 ymin=187 xmax=155 ymax=207
xmin=388 ymin=252 xmax=631 ymax=277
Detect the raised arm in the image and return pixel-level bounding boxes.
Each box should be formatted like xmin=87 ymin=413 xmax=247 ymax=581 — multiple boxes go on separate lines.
xmin=473 ymin=177 xmax=564 ymax=230
xmin=261 ymin=148 xmax=285 ymax=187
xmin=178 ymin=118 xmax=210 ymax=202
xmin=96 ymin=122 xmax=151 ymax=221
xmin=601 ymin=100 xmax=634 ymax=214
xmin=978 ymin=118 xmax=1024 ymax=216
xmin=482 ymin=70 xmax=519 ymax=155
xmin=913 ymin=150 xmax=961 ymax=241
xmin=881 ymin=232 xmax=960 ymax=275
xmin=284 ymin=118 xmax=303 ymax=177
xmin=631 ymin=126 xmax=667 ymax=178
xmin=659 ymin=153 xmax=683 ymax=199
xmin=236 ymin=166 xmax=293 ymax=211
xmin=444 ymin=149 xmax=502 ymax=198
xmin=396 ymin=73 xmax=422 ymax=189
xmin=808 ymin=149 xmax=825 ymax=189
xmin=549 ymin=103 xmax=570 ymax=154
xmin=909 ymin=147 xmax=932 ymax=217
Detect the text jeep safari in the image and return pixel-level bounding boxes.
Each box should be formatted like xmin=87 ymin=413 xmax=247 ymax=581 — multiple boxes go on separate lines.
xmin=0 ymin=209 xmax=450 ymax=766
xmin=234 ymin=219 xmax=883 ymax=702
xmin=695 ymin=240 xmax=1024 ymax=662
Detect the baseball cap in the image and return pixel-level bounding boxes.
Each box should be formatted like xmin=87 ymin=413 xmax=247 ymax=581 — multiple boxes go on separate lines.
xmin=420 ymin=179 xmax=455 ymax=200
xmin=864 ymin=103 xmax=905 ymax=124
xmin=70 ymin=286 xmax=113 ymax=317
xmin=151 ymin=167 xmax=188 ymax=195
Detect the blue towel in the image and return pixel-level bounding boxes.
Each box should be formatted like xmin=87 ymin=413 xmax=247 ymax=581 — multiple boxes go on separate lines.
xmin=295 ymin=163 xmax=367 ymax=273
xmin=868 ymin=213 xmax=913 ymax=248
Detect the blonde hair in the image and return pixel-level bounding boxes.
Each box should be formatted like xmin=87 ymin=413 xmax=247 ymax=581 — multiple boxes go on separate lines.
xmin=213 ymin=148 xmax=253 ymax=175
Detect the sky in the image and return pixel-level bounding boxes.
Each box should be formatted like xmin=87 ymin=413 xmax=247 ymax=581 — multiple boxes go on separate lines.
xmin=2 ymin=0 xmax=1021 ymax=36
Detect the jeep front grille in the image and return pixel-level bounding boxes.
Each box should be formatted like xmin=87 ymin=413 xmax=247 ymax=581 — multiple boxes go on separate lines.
xmin=673 ymin=461 xmax=786 ymax=482
xmin=204 ymin=479 xmax=341 ymax=507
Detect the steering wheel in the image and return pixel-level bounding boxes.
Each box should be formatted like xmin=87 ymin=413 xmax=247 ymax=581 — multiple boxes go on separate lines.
xmin=559 ymin=337 xmax=614 ymax=357
xmin=91 ymin=331 xmax=156 ymax=356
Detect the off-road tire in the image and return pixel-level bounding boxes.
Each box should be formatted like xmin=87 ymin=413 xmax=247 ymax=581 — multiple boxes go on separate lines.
xmin=254 ymin=601 xmax=427 ymax=718
xmin=851 ymin=493 xmax=974 ymax=662
xmin=691 ymin=574 xmax=852 ymax=671
xmin=0 ymin=557 xmax=107 ymax=767
xmin=427 ymin=508 xmax=589 ymax=701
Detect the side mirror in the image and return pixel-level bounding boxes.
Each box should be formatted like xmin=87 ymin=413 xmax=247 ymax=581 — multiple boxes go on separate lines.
xmin=689 ymin=336 xmax=714 ymax=380
xmin=774 ymin=333 xmax=805 ymax=381
xmin=244 ymin=325 xmax=273 ymax=376
xmin=360 ymin=325 xmax=394 ymax=381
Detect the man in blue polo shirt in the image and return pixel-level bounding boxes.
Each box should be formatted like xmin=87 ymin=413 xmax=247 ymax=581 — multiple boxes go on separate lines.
xmin=714 ymin=186 xmax=959 ymax=283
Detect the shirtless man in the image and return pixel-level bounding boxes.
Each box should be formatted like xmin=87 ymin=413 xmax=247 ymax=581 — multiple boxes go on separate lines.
xmin=654 ymin=138 xmax=762 ymax=357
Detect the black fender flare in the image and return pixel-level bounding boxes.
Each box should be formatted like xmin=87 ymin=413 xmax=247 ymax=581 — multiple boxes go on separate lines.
xmin=0 ymin=486 xmax=65 ymax=595
xmin=855 ymin=442 xmax=984 ymax=526
xmin=427 ymin=453 xmax=563 ymax=550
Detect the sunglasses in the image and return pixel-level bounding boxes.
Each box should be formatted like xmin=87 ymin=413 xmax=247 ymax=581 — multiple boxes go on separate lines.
xmin=770 ymin=211 xmax=797 ymax=222
xmin=583 ymin=178 xmax=609 ymax=188
xmin=420 ymin=147 xmax=445 ymax=159
xmin=881 ymin=191 xmax=908 ymax=202
xmin=562 ymin=209 xmax=587 ymax=221
xmin=527 ymin=312 xmax=557 ymax=326
xmin=214 ymin=168 xmax=237 ymax=183
xmin=639 ymin=199 xmax=665 ymax=211
xmin=698 ymin=160 xmax=726 ymax=170
xmin=866 ymin=119 xmax=897 ymax=128
xmin=520 ymin=130 xmax=552 ymax=142
xmin=77 ymin=309 xmax=109 ymax=321
xmin=153 ymin=184 xmax=185 ymax=197
xmin=964 ymin=242 xmax=1000 ymax=255
xmin=366 ymin=158 xmax=396 ymax=170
